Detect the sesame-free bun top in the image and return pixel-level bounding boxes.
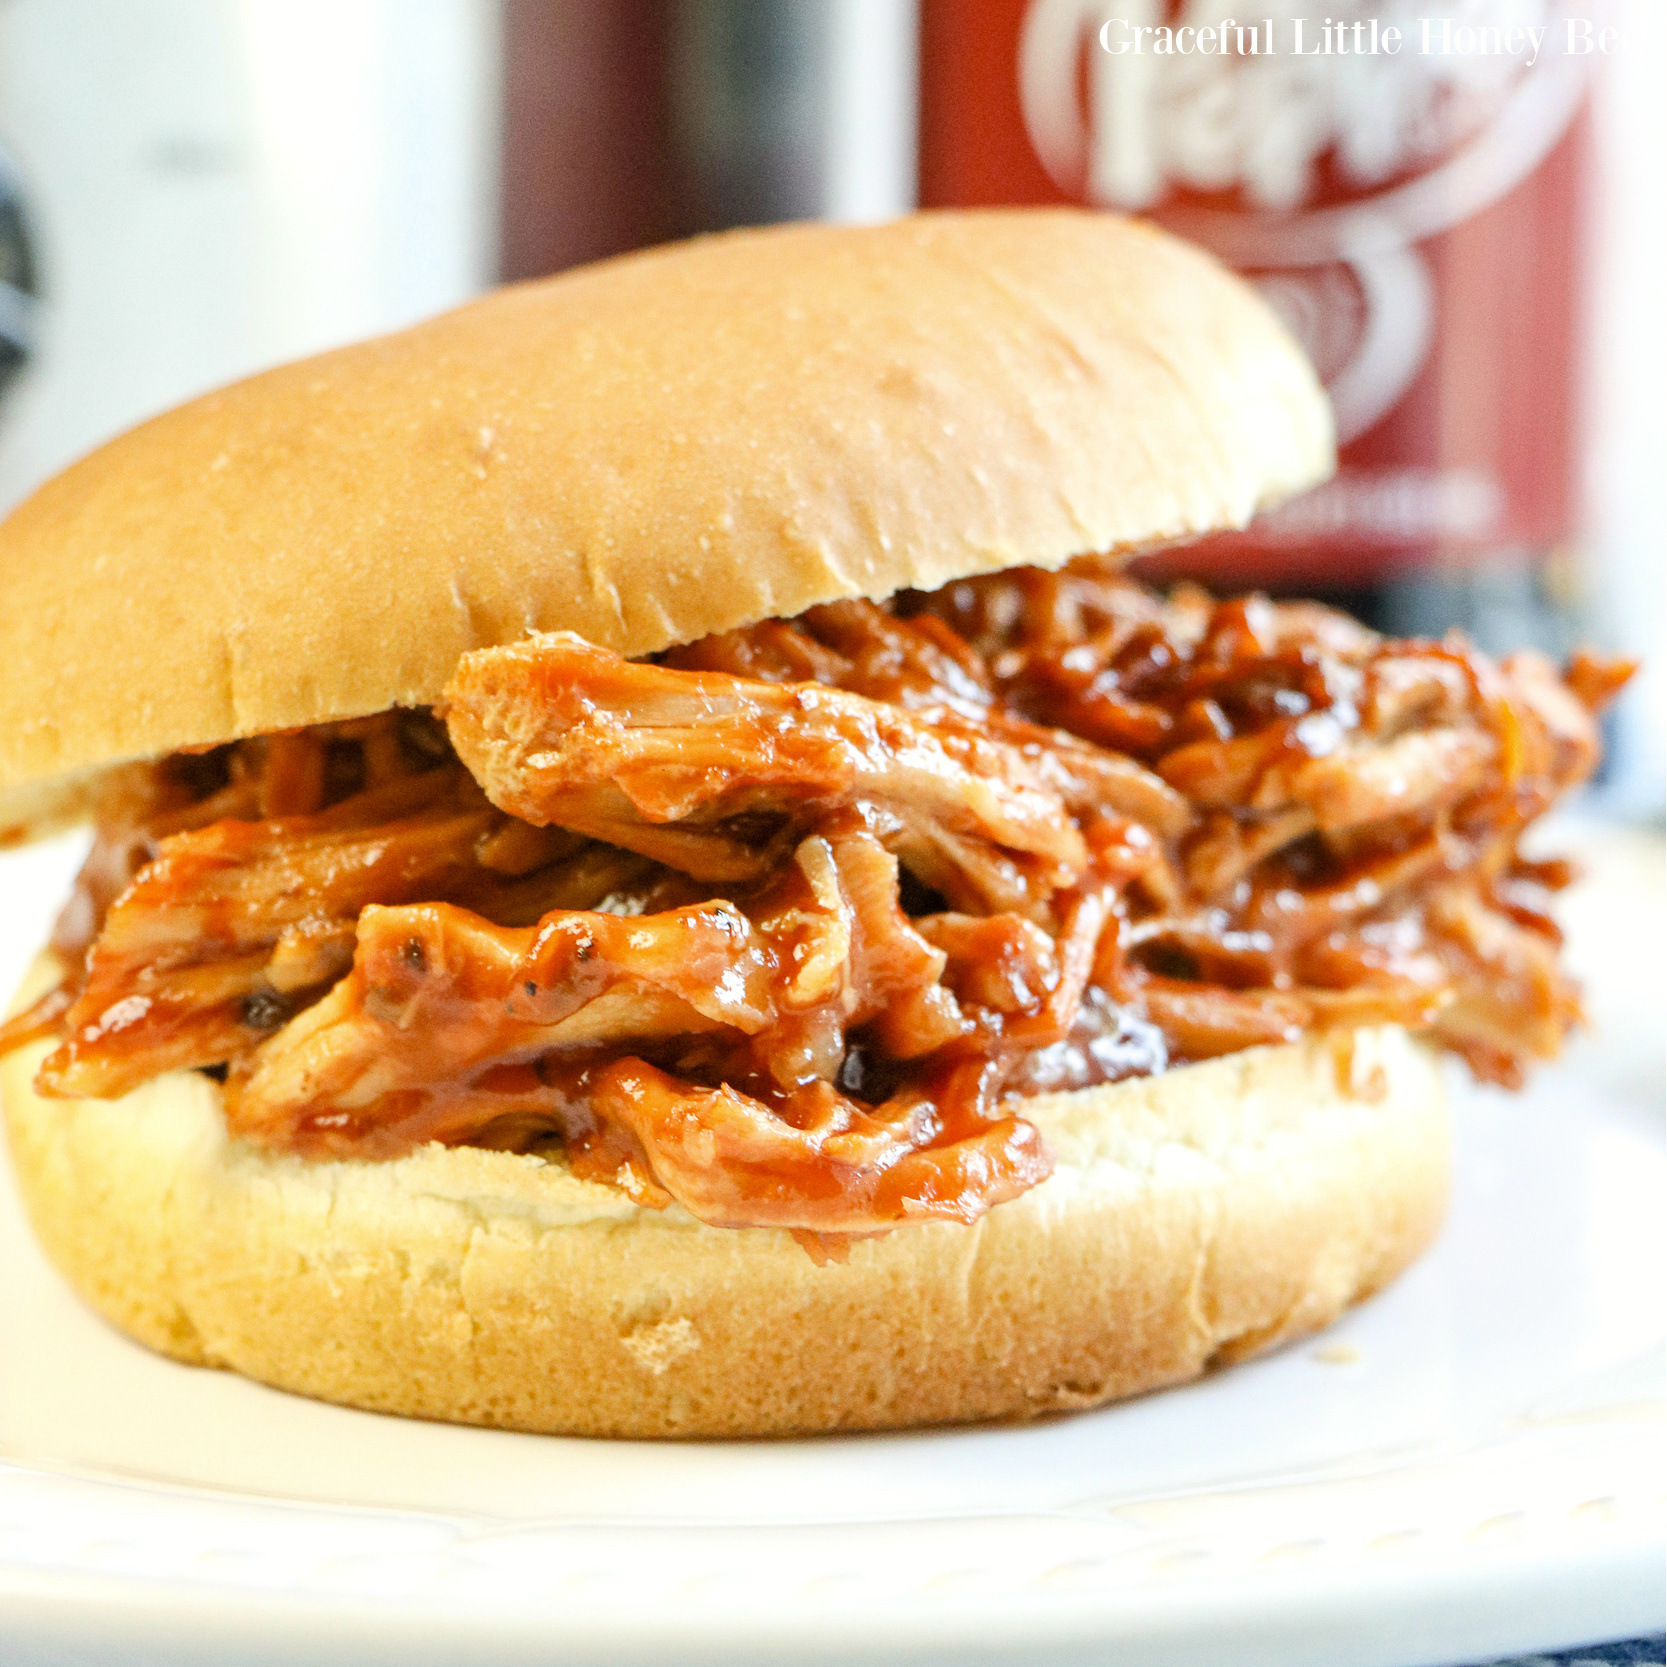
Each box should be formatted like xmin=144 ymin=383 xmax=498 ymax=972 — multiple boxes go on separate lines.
xmin=0 ymin=209 xmax=1332 ymax=834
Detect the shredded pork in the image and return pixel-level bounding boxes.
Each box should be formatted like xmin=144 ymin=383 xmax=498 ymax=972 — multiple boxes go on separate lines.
xmin=0 ymin=566 xmax=1633 ymax=1239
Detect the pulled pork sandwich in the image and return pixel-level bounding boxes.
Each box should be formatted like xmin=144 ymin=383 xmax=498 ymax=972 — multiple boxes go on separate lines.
xmin=0 ymin=212 xmax=1631 ymax=1437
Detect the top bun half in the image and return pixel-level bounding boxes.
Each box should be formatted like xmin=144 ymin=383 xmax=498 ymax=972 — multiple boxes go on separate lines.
xmin=0 ymin=210 xmax=1332 ymax=837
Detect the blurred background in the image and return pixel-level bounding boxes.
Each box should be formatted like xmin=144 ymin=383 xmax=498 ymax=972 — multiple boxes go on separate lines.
xmin=0 ymin=0 xmax=1658 ymax=815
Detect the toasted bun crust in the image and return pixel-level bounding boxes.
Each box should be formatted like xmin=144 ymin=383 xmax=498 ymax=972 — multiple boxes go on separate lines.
xmin=4 ymin=953 xmax=1445 ymax=1437
xmin=0 ymin=210 xmax=1330 ymax=837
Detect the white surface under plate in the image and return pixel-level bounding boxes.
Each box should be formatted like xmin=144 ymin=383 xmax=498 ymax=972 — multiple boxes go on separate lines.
xmin=0 ymin=823 xmax=1662 ymax=1667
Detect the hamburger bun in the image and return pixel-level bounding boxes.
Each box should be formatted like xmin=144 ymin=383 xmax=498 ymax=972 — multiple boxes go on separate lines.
xmin=4 ymin=956 xmax=1446 ymax=1437
xmin=0 ymin=209 xmax=1440 ymax=1439
xmin=0 ymin=209 xmax=1330 ymax=840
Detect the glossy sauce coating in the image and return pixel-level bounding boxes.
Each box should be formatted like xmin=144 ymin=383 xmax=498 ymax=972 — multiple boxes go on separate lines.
xmin=2 ymin=569 xmax=1631 ymax=1237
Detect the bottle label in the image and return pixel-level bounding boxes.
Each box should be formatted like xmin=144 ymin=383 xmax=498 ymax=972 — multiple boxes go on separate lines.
xmin=920 ymin=0 xmax=1593 ymax=579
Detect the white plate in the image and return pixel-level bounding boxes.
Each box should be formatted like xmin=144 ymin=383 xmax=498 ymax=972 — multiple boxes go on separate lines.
xmin=1 ymin=823 xmax=1662 ymax=1667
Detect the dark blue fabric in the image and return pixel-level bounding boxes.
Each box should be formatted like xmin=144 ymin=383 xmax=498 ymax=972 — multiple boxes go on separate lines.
xmin=1472 ymin=1638 xmax=1666 ymax=1666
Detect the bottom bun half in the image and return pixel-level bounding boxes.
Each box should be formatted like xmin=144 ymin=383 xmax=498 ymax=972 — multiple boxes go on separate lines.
xmin=3 ymin=955 xmax=1449 ymax=1438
